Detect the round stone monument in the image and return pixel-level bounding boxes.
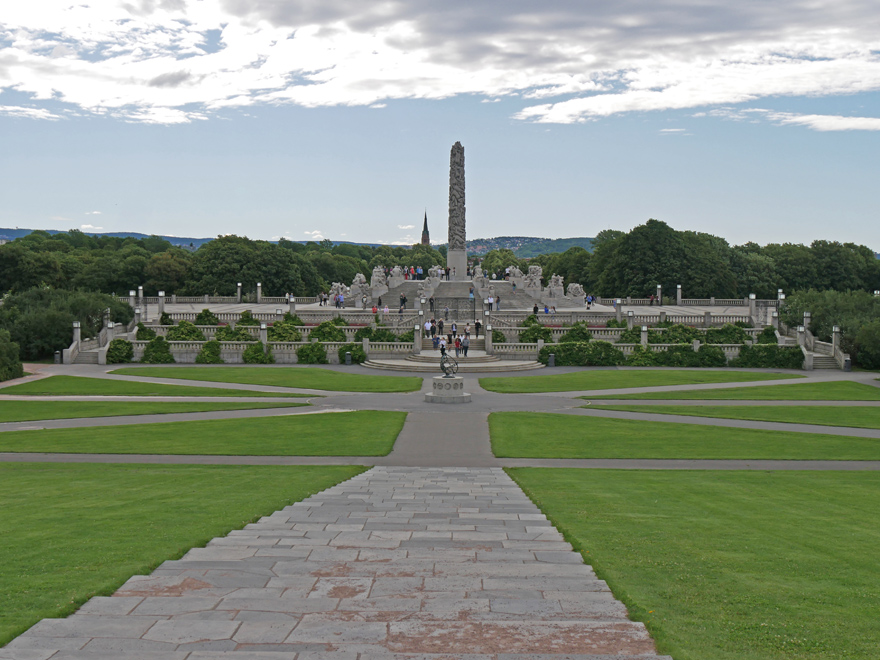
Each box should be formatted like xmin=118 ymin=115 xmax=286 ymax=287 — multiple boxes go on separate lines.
xmin=425 ymin=376 xmax=472 ymax=404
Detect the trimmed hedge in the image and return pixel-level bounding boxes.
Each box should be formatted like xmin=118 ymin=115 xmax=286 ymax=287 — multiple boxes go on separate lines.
xmin=354 ymin=326 xmax=398 ymax=342
xmin=309 ymin=321 xmax=346 ymax=342
xmin=398 ymin=329 xmax=415 ymax=342
xmin=268 ymin=322 xmax=302 ymax=342
xmin=283 ymin=312 xmax=304 ymax=326
xmin=135 ymin=323 xmax=156 ymax=341
xmin=159 ymin=312 xmax=174 ymax=326
xmin=296 ymin=342 xmax=328 ymax=364
xmin=195 ymin=339 xmax=224 ymax=364
xmin=705 ymin=323 xmax=750 ymax=345
xmin=236 ymin=310 xmax=260 ymax=326
xmin=558 ymin=322 xmax=593 ymax=343
xmin=338 ymin=343 xmax=367 ymax=364
xmin=0 ymin=329 xmax=24 ymax=382
xmin=756 ymin=326 xmax=778 ymax=344
xmin=625 ymin=344 xmax=727 ymax=367
xmin=142 ymin=336 xmax=175 ymax=363
xmin=605 ymin=319 xmax=627 ymax=328
xmin=243 ymin=341 xmax=275 ymax=364
xmin=106 ymin=338 xmax=134 ymax=364
xmin=538 ymin=340 xmax=625 ymax=366
xmin=520 ymin=324 xmax=553 ymax=343
xmin=166 ymin=320 xmax=206 ymax=342
xmin=194 ymin=309 xmax=219 ymax=325
xmin=215 ymin=325 xmax=257 ymax=342
xmin=492 ymin=328 xmax=506 ymax=344
xmin=730 ymin=344 xmax=803 ymax=369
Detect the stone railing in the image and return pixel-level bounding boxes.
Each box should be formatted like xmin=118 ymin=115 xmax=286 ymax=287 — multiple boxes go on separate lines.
xmin=493 ymin=343 xmax=540 ymax=359
xmin=367 ymin=342 xmax=413 ymax=357
xmin=130 ymin=340 xmax=359 ymax=364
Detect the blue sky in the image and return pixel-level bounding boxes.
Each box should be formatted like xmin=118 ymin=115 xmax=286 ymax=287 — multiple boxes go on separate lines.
xmin=1 ymin=1 xmax=879 ymax=249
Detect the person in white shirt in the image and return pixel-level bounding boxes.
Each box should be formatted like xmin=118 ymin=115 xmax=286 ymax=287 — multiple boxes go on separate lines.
xmin=424 ymin=320 xmax=432 ymax=338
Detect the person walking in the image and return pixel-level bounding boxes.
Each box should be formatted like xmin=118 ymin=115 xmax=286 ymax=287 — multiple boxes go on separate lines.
xmin=454 ymin=336 xmax=461 ymax=357
xmin=474 ymin=320 xmax=481 ymax=338
xmin=461 ymin=334 xmax=469 ymax=357
xmin=487 ymin=295 xmax=494 ymax=311
xmin=429 ymin=296 xmax=435 ymax=312
xmin=533 ymin=304 xmax=539 ymax=315
xmin=512 ymin=282 xmax=516 ymax=295
xmin=451 ymin=322 xmax=457 ymax=337
xmin=496 ymin=295 xmax=502 ymax=311
xmin=444 ymin=305 xmax=449 ymax=320
xmin=439 ymin=336 xmax=447 ymax=356
xmin=465 ymin=323 xmax=471 ymax=337
xmin=424 ymin=318 xmax=432 ymax=338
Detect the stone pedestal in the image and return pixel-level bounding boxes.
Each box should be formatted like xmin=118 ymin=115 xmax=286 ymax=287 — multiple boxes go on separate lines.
xmin=446 ymin=249 xmax=467 ymax=281
xmin=425 ymin=376 xmax=472 ymax=404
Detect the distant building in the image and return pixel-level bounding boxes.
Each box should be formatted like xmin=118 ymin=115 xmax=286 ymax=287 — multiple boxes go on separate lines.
xmin=421 ymin=211 xmax=430 ymax=246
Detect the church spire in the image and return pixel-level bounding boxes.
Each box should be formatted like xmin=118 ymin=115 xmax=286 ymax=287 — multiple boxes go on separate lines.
xmin=421 ymin=210 xmax=430 ymax=245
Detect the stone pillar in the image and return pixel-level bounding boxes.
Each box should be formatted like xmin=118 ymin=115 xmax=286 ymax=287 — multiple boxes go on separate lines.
xmin=237 ymin=283 xmax=242 ymax=303
xmin=771 ymin=311 xmax=779 ymax=329
xmin=676 ymin=284 xmax=682 ymax=305
xmin=626 ymin=296 xmax=632 ymax=305
xmin=288 ymin=295 xmax=296 ymax=315
xmin=703 ymin=311 xmax=712 ymax=328
xmin=692 ymin=339 xmax=701 ymax=352
xmin=446 ymin=141 xmax=468 ymax=281
xmin=640 ymin=326 xmax=648 ymax=346
xmin=129 ymin=290 xmax=136 ymax=305
xmin=72 ymin=321 xmax=81 ymax=345
xmin=659 ymin=311 xmax=667 ymax=324
xmin=804 ymin=311 xmax=811 ymax=330
xmin=778 ymin=289 xmax=784 ymax=300
xmin=537 ymin=339 xmax=544 ymax=354
xmin=137 ymin=286 xmax=144 ymax=308
xmin=256 ymin=283 xmax=262 ymax=304
xmin=485 ymin=325 xmax=494 ymax=355
xmin=748 ymin=293 xmax=756 ymax=321
xmin=626 ymin=310 xmax=634 ymax=329
xmin=710 ymin=297 xmax=715 ymax=305
xmin=157 ymin=291 xmax=165 ymax=318
xmin=275 ymin=309 xmax=284 ymax=323
xmin=204 ymin=294 xmax=209 ymax=304
xmin=656 ymin=285 xmax=662 ymax=305
xmin=832 ymin=325 xmax=841 ymax=352
xmin=171 ymin=294 xmax=177 ymax=304
xmin=362 ymin=338 xmax=370 ymax=357
xmin=134 ymin=308 xmax=142 ymax=326
xmin=615 ymin=300 xmax=622 ymax=323
xmin=412 ymin=325 xmax=421 ymax=354
xmin=797 ymin=325 xmax=805 ymax=347
xmin=259 ymin=323 xmax=268 ymax=346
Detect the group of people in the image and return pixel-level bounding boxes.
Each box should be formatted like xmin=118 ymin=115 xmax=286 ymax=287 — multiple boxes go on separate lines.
xmin=424 ymin=317 xmax=481 ymax=358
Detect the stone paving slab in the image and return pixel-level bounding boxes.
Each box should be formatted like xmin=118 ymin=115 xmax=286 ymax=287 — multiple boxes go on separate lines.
xmin=3 ymin=467 xmax=670 ymax=659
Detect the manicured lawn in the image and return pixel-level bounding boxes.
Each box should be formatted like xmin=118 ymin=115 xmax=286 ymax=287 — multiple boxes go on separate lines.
xmin=0 ymin=410 xmax=406 ymax=455
xmin=0 ymin=375 xmax=309 ymax=398
xmin=0 ymin=463 xmax=365 ymax=647
xmin=479 ymin=370 xmax=800 ymax=393
xmin=110 ymin=366 xmax=422 ymax=393
xmin=489 ymin=412 xmax=880 ymax=460
xmin=508 ymin=469 xmax=880 ymax=660
xmin=0 ymin=401 xmax=303 ymax=423
xmin=590 ymin=404 xmax=880 ymax=429
xmin=587 ymin=380 xmax=880 ymax=401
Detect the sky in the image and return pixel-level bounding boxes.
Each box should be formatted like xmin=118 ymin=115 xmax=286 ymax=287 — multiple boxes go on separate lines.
xmin=1 ymin=0 xmax=879 ymax=250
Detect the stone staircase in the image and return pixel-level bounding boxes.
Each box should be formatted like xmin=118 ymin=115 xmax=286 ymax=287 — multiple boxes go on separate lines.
xmin=73 ymin=350 xmax=99 ymax=365
xmin=811 ymin=354 xmax=839 ymax=369
xmin=363 ymin=348 xmax=544 ymax=373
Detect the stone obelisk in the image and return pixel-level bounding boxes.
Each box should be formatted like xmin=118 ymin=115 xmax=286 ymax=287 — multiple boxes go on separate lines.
xmin=447 ymin=141 xmax=467 ymax=281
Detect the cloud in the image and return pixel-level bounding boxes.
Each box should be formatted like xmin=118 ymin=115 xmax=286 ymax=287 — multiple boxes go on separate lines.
xmin=705 ymin=107 xmax=880 ymax=131
xmin=304 ymin=230 xmax=324 ymax=239
xmin=2 ymin=2 xmax=880 ymax=124
xmin=397 ymin=224 xmax=415 ymax=229
xmin=81 ymin=224 xmax=103 ymax=230
xmin=85 ymin=210 xmax=102 ymax=215
xmin=660 ymin=128 xmax=685 ymax=132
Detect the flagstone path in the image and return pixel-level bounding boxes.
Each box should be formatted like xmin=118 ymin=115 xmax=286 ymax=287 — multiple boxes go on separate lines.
xmin=1 ymin=467 xmax=670 ymax=660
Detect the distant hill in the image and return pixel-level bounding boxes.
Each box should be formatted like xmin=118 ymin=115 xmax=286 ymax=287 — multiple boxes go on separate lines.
xmin=465 ymin=236 xmax=594 ymax=257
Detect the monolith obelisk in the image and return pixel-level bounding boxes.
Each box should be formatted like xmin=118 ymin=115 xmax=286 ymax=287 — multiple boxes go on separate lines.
xmin=447 ymin=141 xmax=467 ymax=281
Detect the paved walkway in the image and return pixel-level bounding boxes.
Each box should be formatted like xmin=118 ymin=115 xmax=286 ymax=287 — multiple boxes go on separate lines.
xmin=2 ymin=468 xmax=671 ymax=660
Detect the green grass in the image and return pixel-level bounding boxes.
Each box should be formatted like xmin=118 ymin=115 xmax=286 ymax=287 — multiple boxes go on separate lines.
xmin=587 ymin=380 xmax=880 ymax=401
xmin=0 ymin=401 xmax=304 ymax=423
xmin=590 ymin=404 xmax=880 ymax=430
xmin=489 ymin=412 xmax=880 ymax=460
xmin=479 ymin=370 xmax=800 ymax=393
xmin=0 ymin=410 xmax=405 ymax=455
xmin=0 ymin=375 xmax=310 ymax=398
xmin=508 ymin=469 xmax=880 ymax=660
xmin=0 ymin=463 xmax=365 ymax=647
xmin=110 ymin=366 xmax=423 ymax=393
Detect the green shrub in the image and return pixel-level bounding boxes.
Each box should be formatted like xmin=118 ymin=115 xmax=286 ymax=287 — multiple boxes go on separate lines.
xmin=605 ymin=319 xmax=627 ymax=328
xmin=166 ymin=320 xmax=206 ymax=342
xmin=136 ymin=323 xmax=156 ymax=341
xmin=142 ymin=336 xmax=175 ymax=363
xmin=538 ymin=340 xmax=625 ymax=366
xmin=329 ymin=316 xmax=349 ymax=327
xmin=854 ymin=321 xmax=880 ymax=369
xmin=520 ymin=324 xmax=553 ymax=343
xmin=268 ymin=322 xmax=302 ymax=342
xmin=624 ymin=345 xmax=662 ymax=366
xmin=523 ymin=314 xmax=542 ymax=327
xmin=374 ymin=328 xmax=398 ymax=342
xmin=194 ymin=309 xmax=219 ymax=325
xmin=558 ymin=322 xmax=593 ymax=343
xmin=353 ymin=326 xmax=372 ymax=341
xmin=657 ymin=324 xmax=705 ymax=344
xmin=236 ymin=310 xmax=260 ymax=326
xmin=215 ymin=325 xmax=257 ymax=342
xmin=624 ymin=344 xmax=727 ymax=367
xmin=617 ymin=326 xmax=641 ymax=343
xmin=159 ymin=312 xmax=174 ymax=326
xmin=756 ymin=326 xmax=778 ymax=344
xmin=283 ymin=312 xmax=304 ymax=326
xmin=398 ymin=329 xmax=415 ymax=342
xmin=195 ymin=339 xmax=224 ymax=364
xmin=695 ymin=345 xmax=728 ymax=367
xmin=0 ymin=329 xmax=24 ymax=381
xmin=106 ymin=338 xmax=133 ymax=364
xmin=297 ymin=342 xmax=328 ymax=364
xmin=492 ymin=328 xmax=507 ymax=344
xmin=705 ymin=323 xmax=750 ymax=345
xmin=338 ymin=342 xmax=367 ymax=364
xmin=309 ymin=320 xmax=346 ymax=342
xmin=243 ymin=341 xmax=274 ymax=364
xmin=730 ymin=344 xmax=803 ymax=369
xmin=734 ymin=320 xmax=754 ymax=328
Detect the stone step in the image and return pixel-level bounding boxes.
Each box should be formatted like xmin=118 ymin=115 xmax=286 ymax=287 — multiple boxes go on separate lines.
xmin=406 ymin=353 xmax=501 ymax=363
xmin=73 ymin=351 xmax=99 ymax=364
xmin=362 ymin=359 xmax=544 ymax=372
xmin=811 ymin=355 xmax=840 ymax=369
